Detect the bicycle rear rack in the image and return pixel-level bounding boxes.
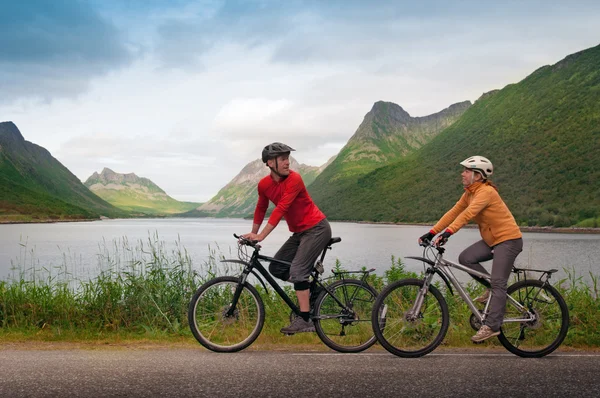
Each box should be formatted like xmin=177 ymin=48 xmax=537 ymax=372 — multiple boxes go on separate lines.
xmin=512 ymin=266 xmax=558 ymax=283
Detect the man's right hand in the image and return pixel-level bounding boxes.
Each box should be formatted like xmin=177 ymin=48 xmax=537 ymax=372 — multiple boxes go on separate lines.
xmin=418 ymin=231 xmax=435 ymax=245
xmin=241 ymin=232 xmax=262 ymax=242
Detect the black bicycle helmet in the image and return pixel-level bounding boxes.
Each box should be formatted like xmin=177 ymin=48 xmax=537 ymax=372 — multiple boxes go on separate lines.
xmin=261 ymin=142 xmax=295 ymax=163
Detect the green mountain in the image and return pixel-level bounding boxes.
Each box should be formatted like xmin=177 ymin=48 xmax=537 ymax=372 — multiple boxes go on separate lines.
xmin=311 ymin=44 xmax=600 ymax=227
xmin=309 ymin=100 xmax=471 ymax=209
xmin=0 ymin=122 xmax=127 ymax=222
xmin=187 ymin=156 xmax=330 ymax=218
xmin=84 ymin=168 xmax=201 ymax=215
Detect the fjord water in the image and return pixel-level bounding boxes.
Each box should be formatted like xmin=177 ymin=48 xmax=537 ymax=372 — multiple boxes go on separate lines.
xmin=1 ymin=218 xmax=599 ymax=284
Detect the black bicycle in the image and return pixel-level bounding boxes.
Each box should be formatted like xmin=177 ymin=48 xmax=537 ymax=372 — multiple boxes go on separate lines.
xmin=188 ymin=234 xmax=380 ymax=353
xmin=371 ymin=242 xmax=569 ymax=358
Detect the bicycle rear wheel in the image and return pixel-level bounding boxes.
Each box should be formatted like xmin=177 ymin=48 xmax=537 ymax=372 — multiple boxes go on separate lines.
xmin=371 ymin=278 xmax=449 ymax=358
xmin=313 ymin=279 xmax=379 ymax=353
xmin=188 ymin=276 xmax=265 ymax=352
xmin=498 ymin=279 xmax=569 ymax=358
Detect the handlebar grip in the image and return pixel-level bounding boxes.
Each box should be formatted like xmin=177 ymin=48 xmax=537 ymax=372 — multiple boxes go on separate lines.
xmin=234 ymin=233 xmax=258 ymax=246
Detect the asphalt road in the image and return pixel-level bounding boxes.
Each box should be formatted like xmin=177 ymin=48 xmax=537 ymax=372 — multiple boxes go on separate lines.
xmin=1 ymin=347 xmax=599 ymax=397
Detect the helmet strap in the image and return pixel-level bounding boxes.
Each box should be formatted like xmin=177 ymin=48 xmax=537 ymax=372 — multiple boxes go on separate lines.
xmin=268 ymin=158 xmax=286 ymax=179
xmin=470 ymin=170 xmax=486 ymax=185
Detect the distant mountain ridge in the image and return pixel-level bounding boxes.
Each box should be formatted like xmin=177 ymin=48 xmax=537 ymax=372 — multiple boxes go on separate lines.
xmin=86 ymin=168 xmax=165 ymax=192
xmin=85 ymin=168 xmax=200 ymax=215
xmin=0 ymin=122 xmax=127 ymax=222
xmin=308 ymin=100 xmax=471 ymax=212
xmin=310 ymin=43 xmax=600 ymax=227
xmin=187 ymin=156 xmax=330 ymax=218
xmin=340 ymin=100 xmax=472 ymax=170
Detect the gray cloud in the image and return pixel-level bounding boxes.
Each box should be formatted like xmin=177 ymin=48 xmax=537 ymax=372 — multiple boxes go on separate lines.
xmin=0 ymin=0 xmax=134 ymax=102
xmin=151 ymin=0 xmax=600 ymax=70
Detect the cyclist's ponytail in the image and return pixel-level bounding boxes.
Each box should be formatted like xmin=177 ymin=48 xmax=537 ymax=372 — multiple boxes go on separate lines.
xmin=485 ymin=180 xmax=498 ymax=191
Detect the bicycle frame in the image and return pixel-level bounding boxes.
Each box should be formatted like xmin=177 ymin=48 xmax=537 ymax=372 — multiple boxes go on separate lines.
xmin=222 ymin=240 xmax=373 ymax=320
xmin=224 ymin=251 xmax=303 ymax=317
xmin=408 ymin=247 xmax=544 ymax=326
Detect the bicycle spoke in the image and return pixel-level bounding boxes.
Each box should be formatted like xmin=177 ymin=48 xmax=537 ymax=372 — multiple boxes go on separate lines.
xmin=188 ymin=277 xmax=265 ymax=352
xmin=499 ymin=280 xmax=568 ymax=357
xmin=314 ymin=280 xmax=378 ymax=352
xmin=373 ymin=279 xmax=448 ymax=357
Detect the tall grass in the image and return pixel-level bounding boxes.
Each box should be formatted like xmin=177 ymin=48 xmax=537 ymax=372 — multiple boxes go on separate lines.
xmin=0 ymin=233 xmax=228 ymax=339
xmin=1 ymin=235 xmax=599 ymax=347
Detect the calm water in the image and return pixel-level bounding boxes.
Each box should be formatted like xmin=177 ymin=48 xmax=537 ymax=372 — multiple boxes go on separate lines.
xmin=1 ymin=218 xmax=599 ymax=284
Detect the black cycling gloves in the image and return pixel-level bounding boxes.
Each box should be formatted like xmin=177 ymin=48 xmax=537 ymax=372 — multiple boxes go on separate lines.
xmin=419 ymin=229 xmax=453 ymax=246
xmin=436 ymin=230 xmax=453 ymax=246
xmin=419 ymin=231 xmax=435 ymax=244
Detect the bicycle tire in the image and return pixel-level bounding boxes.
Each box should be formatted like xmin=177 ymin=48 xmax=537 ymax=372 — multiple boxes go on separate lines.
xmin=371 ymin=278 xmax=449 ymax=358
xmin=313 ymin=279 xmax=379 ymax=353
xmin=188 ymin=276 xmax=265 ymax=352
xmin=498 ymin=279 xmax=569 ymax=358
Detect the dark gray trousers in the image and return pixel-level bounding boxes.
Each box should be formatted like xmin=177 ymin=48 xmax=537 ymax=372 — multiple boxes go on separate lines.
xmin=269 ymin=219 xmax=332 ymax=288
xmin=458 ymin=238 xmax=523 ymax=331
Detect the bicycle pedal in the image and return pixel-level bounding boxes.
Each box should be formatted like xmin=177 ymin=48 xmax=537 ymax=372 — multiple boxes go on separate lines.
xmin=315 ymin=260 xmax=324 ymax=275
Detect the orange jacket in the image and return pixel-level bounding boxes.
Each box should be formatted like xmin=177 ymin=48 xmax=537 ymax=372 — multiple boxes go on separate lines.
xmin=432 ymin=181 xmax=522 ymax=247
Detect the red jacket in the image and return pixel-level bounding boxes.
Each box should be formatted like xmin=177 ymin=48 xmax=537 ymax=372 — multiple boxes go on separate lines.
xmin=253 ymin=171 xmax=325 ymax=233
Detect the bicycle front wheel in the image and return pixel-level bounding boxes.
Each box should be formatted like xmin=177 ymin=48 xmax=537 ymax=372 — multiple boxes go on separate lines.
xmin=188 ymin=276 xmax=265 ymax=352
xmin=498 ymin=279 xmax=569 ymax=358
xmin=313 ymin=279 xmax=379 ymax=353
xmin=371 ymin=278 xmax=449 ymax=358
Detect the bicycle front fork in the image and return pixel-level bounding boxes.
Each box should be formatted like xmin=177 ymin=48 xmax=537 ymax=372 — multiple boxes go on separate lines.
xmin=407 ymin=273 xmax=436 ymax=321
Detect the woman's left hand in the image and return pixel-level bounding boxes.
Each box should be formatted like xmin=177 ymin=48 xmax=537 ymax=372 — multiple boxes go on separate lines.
xmin=435 ymin=230 xmax=453 ymax=246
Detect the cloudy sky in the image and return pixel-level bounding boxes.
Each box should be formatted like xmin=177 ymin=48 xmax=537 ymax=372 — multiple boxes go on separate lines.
xmin=1 ymin=0 xmax=599 ymax=202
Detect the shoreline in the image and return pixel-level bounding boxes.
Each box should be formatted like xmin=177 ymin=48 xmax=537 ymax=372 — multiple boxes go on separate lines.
xmin=329 ymin=219 xmax=600 ymax=234
xmin=1 ymin=216 xmax=599 ymax=234
xmin=0 ymin=218 xmax=100 ymax=225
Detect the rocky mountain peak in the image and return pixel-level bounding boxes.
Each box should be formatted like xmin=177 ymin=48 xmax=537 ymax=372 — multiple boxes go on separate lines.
xmin=0 ymin=121 xmax=26 ymax=145
xmin=84 ymin=168 xmax=164 ymax=194
xmin=102 ymin=167 xmax=139 ymax=182
xmin=370 ymin=101 xmax=411 ymax=122
xmin=324 ymin=99 xmax=471 ymax=174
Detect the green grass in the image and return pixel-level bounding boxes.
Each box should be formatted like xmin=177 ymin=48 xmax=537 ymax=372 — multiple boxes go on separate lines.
xmin=1 ymin=235 xmax=598 ymax=349
xmin=1 ymin=122 xmax=129 ymax=221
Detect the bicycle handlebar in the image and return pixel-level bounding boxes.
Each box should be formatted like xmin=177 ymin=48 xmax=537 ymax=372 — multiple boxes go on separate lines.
xmin=233 ymin=233 xmax=259 ymax=247
xmin=419 ymin=240 xmax=446 ymax=254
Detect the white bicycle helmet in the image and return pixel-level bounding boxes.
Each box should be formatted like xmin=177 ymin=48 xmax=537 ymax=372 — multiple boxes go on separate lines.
xmin=460 ymin=156 xmax=493 ymax=178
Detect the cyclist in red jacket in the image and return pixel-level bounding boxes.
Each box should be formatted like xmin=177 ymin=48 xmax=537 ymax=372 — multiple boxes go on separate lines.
xmin=242 ymin=142 xmax=332 ymax=334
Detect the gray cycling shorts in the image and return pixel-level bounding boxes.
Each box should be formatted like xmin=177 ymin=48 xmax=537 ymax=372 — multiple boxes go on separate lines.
xmin=269 ymin=218 xmax=332 ymax=285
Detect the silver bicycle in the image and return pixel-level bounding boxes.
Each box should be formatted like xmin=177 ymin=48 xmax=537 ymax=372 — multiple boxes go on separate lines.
xmin=371 ymin=242 xmax=569 ymax=358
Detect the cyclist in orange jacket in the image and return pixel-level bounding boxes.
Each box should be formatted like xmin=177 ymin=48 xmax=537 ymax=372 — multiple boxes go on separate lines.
xmin=419 ymin=156 xmax=523 ymax=342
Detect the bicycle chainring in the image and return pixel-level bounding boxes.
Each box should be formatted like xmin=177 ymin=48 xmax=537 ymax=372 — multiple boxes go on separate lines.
xmin=469 ymin=311 xmax=483 ymax=331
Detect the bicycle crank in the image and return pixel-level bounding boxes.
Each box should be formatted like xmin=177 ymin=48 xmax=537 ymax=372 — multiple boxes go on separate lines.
xmin=469 ymin=311 xmax=484 ymax=331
